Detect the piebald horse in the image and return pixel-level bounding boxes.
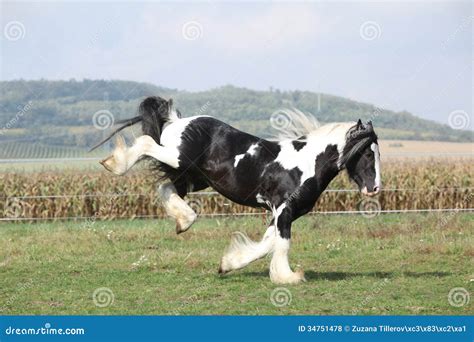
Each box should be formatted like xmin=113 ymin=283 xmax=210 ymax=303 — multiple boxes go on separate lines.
xmin=94 ymin=96 xmax=381 ymax=284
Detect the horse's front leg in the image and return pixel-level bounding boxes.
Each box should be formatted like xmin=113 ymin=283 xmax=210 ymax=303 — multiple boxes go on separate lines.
xmin=269 ymin=204 xmax=305 ymax=284
xmin=100 ymin=135 xmax=179 ymax=175
xmin=219 ymin=223 xmax=276 ymax=274
xmin=219 ymin=204 xmax=305 ymax=284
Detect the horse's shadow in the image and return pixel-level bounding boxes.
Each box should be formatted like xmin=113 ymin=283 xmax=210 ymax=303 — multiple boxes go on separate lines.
xmin=241 ymin=270 xmax=452 ymax=281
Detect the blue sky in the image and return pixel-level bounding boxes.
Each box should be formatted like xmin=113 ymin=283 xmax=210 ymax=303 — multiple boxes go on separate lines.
xmin=1 ymin=1 xmax=472 ymax=127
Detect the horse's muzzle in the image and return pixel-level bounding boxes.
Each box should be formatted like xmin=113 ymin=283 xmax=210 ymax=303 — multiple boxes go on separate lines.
xmin=361 ymin=186 xmax=380 ymax=197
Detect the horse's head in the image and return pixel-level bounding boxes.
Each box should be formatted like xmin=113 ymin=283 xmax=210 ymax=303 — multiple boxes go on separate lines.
xmin=339 ymin=120 xmax=381 ymax=196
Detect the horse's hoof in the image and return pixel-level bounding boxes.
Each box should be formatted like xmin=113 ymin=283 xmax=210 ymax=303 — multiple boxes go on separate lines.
xmin=100 ymin=136 xmax=129 ymax=175
xmin=175 ymin=212 xmax=197 ymax=234
xmin=218 ymin=263 xmax=229 ymax=275
xmin=270 ymin=269 xmax=306 ymax=284
xmin=100 ymin=156 xmax=113 ymax=172
xmin=296 ymin=269 xmax=307 ymax=282
xmin=100 ymin=155 xmax=125 ymax=175
xmin=176 ymin=223 xmax=186 ymax=234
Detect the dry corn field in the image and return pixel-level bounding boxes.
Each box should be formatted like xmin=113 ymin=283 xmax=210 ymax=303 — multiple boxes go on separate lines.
xmin=0 ymin=158 xmax=472 ymax=221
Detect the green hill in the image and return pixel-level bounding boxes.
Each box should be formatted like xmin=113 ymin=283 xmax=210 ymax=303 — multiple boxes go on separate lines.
xmin=0 ymin=79 xmax=471 ymax=158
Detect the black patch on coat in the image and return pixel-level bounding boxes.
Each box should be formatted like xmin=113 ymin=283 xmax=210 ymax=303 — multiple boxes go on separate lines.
xmin=292 ymin=139 xmax=306 ymax=151
xmin=314 ymin=144 xmax=340 ymax=185
xmin=259 ymin=163 xmax=303 ymax=207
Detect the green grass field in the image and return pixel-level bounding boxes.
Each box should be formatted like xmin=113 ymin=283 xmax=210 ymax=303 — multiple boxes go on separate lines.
xmin=0 ymin=214 xmax=472 ymax=315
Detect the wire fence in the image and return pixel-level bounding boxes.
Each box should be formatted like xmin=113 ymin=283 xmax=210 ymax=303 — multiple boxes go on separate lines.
xmin=1 ymin=154 xmax=472 ymax=222
xmin=1 ymin=187 xmax=473 ymax=222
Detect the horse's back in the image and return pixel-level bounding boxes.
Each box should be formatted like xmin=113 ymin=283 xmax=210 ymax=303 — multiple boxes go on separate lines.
xmin=161 ymin=116 xmax=281 ymax=207
xmin=161 ymin=116 xmax=257 ymax=164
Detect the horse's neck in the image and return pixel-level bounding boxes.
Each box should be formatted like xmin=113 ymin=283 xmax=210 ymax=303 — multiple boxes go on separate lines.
xmin=317 ymin=167 xmax=340 ymax=190
xmin=288 ymin=157 xmax=340 ymax=218
xmin=311 ymin=144 xmax=342 ymax=195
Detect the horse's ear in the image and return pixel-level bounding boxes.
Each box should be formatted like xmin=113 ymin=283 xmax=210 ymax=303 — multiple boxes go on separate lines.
xmin=366 ymin=120 xmax=374 ymax=132
xmin=356 ymin=119 xmax=363 ymax=129
xmin=168 ymin=98 xmax=173 ymax=108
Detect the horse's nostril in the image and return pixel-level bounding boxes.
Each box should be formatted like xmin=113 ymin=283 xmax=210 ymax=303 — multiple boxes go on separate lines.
xmin=373 ymin=186 xmax=379 ymax=193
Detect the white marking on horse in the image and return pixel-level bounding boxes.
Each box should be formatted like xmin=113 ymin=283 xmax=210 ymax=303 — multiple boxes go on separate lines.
xmin=233 ymin=143 xmax=260 ymax=167
xmin=168 ymin=109 xmax=180 ymax=122
xmin=269 ymin=203 xmax=305 ymax=284
xmin=371 ymin=142 xmax=381 ymax=189
xmin=269 ymin=234 xmax=304 ymax=284
xmin=272 ymin=203 xmax=287 ymax=229
xmin=219 ymin=225 xmax=276 ymax=272
xmin=160 ymin=115 xmax=209 ymax=149
xmin=247 ymin=143 xmax=259 ymax=155
xmin=234 ymin=154 xmax=245 ymax=167
xmin=101 ymin=135 xmax=181 ymax=174
xmin=137 ymin=136 xmax=181 ymax=168
xmin=158 ymin=182 xmax=197 ymax=234
xmin=273 ymin=123 xmax=353 ymax=185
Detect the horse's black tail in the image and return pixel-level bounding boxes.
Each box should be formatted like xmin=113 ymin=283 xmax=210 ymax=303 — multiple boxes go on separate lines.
xmin=89 ymin=96 xmax=177 ymax=152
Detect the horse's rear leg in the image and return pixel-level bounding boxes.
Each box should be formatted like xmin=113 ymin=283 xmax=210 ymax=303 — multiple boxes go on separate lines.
xmin=158 ymin=182 xmax=197 ymax=234
xmin=100 ymin=135 xmax=180 ymax=175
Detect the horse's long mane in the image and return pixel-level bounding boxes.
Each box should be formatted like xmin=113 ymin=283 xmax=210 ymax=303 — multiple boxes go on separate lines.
xmin=269 ymin=108 xmax=321 ymax=141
